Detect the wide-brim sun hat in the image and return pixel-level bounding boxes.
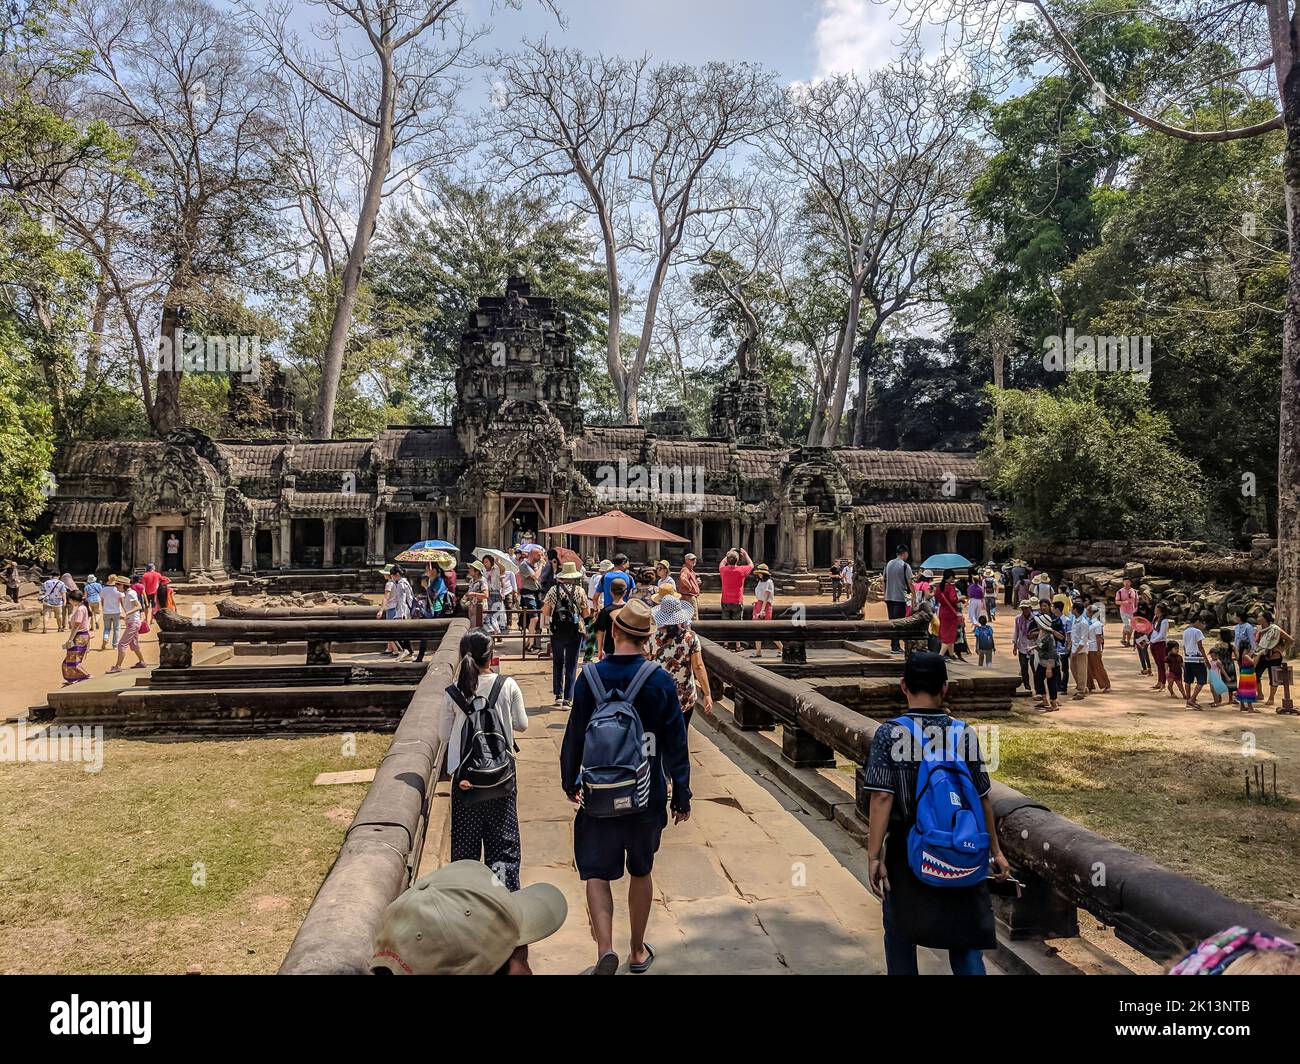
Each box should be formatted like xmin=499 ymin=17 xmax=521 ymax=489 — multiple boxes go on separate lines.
xmin=598 ymin=559 xmax=614 ymax=573
xmin=653 ymin=594 xmax=695 ymax=628
xmin=556 ymin=561 xmax=584 ymax=581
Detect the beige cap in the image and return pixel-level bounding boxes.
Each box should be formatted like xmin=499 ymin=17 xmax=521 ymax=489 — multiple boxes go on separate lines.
xmin=371 ymin=861 xmax=567 ymax=975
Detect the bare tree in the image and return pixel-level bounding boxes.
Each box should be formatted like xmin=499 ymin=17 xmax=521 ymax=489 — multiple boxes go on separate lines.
xmin=688 ymin=172 xmax=788 ymax=378
xmin=892 ymin=0 xmax=1299 ymax=644
xmin=767 ymin=57 xmax=977 ymax=447
xmin=494 ymin=42 xmax=774 ymax=421
xmin=60 ymin=0 xmax=282 ymax=435
xmin=243 ymin=0 xmax=558 ymax=439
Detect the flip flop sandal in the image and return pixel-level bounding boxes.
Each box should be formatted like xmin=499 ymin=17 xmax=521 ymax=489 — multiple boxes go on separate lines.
xmin=630 ymin=943 xmax=655 ymax=974
xmin=593 ymin=951 xmax=619 ymax=976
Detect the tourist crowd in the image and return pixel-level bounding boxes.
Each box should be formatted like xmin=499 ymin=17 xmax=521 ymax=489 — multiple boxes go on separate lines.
xmin=881 ymin=546 xmax=1295 ymax=715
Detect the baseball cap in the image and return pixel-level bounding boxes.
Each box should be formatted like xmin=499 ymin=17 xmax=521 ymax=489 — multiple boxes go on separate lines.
xmin=901 ymin=651 xmax=948 ymax=696
xmin=371 ymin=861 xmax=567 ymax=975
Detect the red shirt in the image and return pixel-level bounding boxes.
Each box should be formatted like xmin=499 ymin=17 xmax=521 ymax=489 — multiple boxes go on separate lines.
xmin=141 ymin=570 xmax=162 ymax=595
xmin=719 ymin=564 xmax=752 ymax=604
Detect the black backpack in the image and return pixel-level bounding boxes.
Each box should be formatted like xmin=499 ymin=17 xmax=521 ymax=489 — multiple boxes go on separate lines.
xmin=549 ymin=583 xmax=583 ymax=639
xmin=445 ymin=674 xmax=516 ymax=804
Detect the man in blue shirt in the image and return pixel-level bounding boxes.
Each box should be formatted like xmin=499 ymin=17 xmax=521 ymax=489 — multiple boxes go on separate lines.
xmin=84 ymin=573 xmax=103 ymax=633
xmin=599 ymin=552 xmax=636 ymax=607
xmin=560 ymin=597 xmax=690 ymax=975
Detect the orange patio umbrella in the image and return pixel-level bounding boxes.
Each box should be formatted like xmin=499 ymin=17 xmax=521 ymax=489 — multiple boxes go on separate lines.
xmin=540 ymin=509 xmax=689 ymax=543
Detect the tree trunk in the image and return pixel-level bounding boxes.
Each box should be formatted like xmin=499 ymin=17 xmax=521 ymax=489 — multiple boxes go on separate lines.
xmin=626 ymin=253 xmax=673 ymax=424
xmin=1278 ymin=64 xmax=1300 ymax=649
xmin=85 ymin=274 xmax=110 ymax=391
xmin=154 ymin=291 xmax=184 ymax=436
xmin=594 ymin=210 xmax=627 ymax=422
xmin=822 ymin=281 xmax=862 ymax=447
xmin=992 ymin=338 xmax=1006 ymax=444
xmin=312 ymin=65 xmax=396 ymax=439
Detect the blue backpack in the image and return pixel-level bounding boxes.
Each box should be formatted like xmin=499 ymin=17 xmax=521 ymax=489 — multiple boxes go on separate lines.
xmin=578 ymin=660 xmax=656 ymax=817
xmin=895 ymin=715 xmax=990 ymax=888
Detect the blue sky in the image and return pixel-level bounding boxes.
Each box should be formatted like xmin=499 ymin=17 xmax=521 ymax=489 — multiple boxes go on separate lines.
xmin=468 ymin=0 xmax=909 ymax=79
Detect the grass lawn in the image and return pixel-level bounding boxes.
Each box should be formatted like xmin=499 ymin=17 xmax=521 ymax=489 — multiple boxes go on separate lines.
xmin=0 ymin=731 xmax=392 ymax=974
xmin=988 ymin=720 xmax=1300 ymax=927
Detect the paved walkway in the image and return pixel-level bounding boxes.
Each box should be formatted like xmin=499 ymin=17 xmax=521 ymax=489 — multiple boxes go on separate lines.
xmin=433 ymin=657 xmax=979 ymax=975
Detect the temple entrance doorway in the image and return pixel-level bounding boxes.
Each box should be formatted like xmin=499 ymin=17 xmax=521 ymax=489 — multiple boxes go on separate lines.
xmin=291 ymin=519 xmax=324 ymax=567
xmin=812 ymin=528 xmax=833 ymax=569
xmin=228 ymin=529 xmax=243 ymax=572
xmin=502 ymin=495 xmax=549 ymax=549
xmin=956 ymin=530 xmax=985 ymax=563
xmin=255 ymin=530 xmax=273 ymax=569
xmin=58 ymin=532 xmax=98 ymax=577
xmin=337 ymin=519 xmax=367 ymax=566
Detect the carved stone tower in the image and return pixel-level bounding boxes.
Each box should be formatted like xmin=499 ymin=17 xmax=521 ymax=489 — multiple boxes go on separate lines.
xmin=453 ymin=277 xmax=583 ymax=456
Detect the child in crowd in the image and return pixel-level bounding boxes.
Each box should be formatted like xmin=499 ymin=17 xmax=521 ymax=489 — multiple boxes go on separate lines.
xmin=1163 ymin=640 xmax=1189 ymax=702
xmin=1236 ymin=642 xmax=1260 ymax=713
xmin=1210 ymin=629 xmax=1238 ymax=708
xmin=974 ymin=614 xmax=995 ymax=666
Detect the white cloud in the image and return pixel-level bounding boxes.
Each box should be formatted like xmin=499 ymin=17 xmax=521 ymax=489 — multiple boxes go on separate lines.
xmin=811 ymin=0 xmax=901 ymax=77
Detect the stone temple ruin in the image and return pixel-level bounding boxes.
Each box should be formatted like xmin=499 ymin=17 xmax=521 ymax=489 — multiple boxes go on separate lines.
xmin=46 ymin=278 xmax=992 ymax=580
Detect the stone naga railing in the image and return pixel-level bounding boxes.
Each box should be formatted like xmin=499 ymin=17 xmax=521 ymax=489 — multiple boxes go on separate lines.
xmin=279 ymin=619 xmax=468 ymax=974
xmin=699 ymin=639 xmax=1296 ymax=962
xmin=152 ymin=609 xmax=452 ymax=667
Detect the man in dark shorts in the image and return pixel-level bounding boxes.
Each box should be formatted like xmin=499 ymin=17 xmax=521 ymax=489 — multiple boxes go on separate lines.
xmin=560 ymin=598 xmax=691 ymax=975
xmin=863 ymin=652 xmax=1010 ymax=974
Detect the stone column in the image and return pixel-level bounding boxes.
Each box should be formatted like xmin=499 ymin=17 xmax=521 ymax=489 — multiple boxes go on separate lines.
xmin=369 ymin=511 xmax=386 ymax=565
xmin=946 ymin=527 xmax=958 ymax=553
xmin=794 ymin=510 xmax=809 ymax=572
xmin=324 ymin=517 xmax=337 ymax=567
xmin=870 ymin=525 xmax=886 ymax=569
xmin=692 ymin=518 xmax=703 ymax=559
xmin=419 ymin=511 xmax=430 ymax=541
xmin=241 ymin=528 xmax=255 ymax=574
xmin=910 ymin=527 xmax=923 ymax=563
xmin=279 ymin=516 xmax=293 ymax=569
xmin=95 ymin=530 xmax=110 ymax=574
xmin=482 ymin=490 xmax=501 ymax=548
xmin=729 ymin=517 xmax=740 ymax=554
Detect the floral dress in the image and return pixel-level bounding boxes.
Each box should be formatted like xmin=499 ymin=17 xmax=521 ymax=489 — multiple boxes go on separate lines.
xmin=61 ymin=604 xmax=92 ymax=683
xmin=649 ymin=627 xmax=701 ymax=715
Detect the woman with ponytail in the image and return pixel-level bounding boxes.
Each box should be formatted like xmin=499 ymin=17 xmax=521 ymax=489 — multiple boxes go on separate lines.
xmin=436 ymin=630 xmax=529 ymax=890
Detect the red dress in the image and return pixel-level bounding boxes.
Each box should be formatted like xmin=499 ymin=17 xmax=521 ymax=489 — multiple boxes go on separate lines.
xmin=936 ymin=582 xmax=960 ymax=645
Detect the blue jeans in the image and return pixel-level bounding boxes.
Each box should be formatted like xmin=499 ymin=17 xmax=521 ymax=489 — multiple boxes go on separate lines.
xmin=882 ymin=894 xmax=986 ymax=975
xmin=552 ymin=635 xmax=581 ymax=701
xmin=101 ymin=612 xmax=121 ymax=647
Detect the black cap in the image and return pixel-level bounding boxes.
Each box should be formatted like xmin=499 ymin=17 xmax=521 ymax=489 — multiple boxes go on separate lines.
xmin=902 ymin=651 xmax=948 ymax=696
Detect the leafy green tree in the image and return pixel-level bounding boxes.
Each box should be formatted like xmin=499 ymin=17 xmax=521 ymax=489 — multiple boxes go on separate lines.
xmin=983 ymin=383 xmax=1206 ymax=541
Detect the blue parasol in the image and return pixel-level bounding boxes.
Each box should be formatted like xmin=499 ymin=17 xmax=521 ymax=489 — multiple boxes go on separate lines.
xmin=918 ymin=553 xmax=974 ymax=572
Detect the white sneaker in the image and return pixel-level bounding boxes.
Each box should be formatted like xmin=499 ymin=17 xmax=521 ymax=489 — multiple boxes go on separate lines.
xmin=397 ymin=651 xmax=412 ymax=662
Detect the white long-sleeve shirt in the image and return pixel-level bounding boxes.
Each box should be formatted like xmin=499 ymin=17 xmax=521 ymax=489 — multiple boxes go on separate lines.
xmin=437 ymin=672 xmax=529 ymax=773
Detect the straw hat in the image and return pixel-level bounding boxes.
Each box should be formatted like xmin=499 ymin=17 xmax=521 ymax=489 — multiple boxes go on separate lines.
xmin=754 ymin=563 xmax=771 ymax=576
xmin=556 ymin=561 xmax=584 ymax=581
xmin=611 ymin=598 xmax=654 ymax=639
xmin=467 ymin=559 xmax=485 ymax=574
xmin=653 ymin=593 xmax=695 ymax=628
xmin=598 ymin=559 xmax=614 ymax=573
xmin=1018 ymin=599 xmax=1035 ymax=609
xmin=430 ymin=551 xmax=454 ymax=568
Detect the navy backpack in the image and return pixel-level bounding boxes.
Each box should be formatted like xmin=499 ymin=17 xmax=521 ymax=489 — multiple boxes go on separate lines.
xmin=577 ymin=660 xmax=656 ymax=817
